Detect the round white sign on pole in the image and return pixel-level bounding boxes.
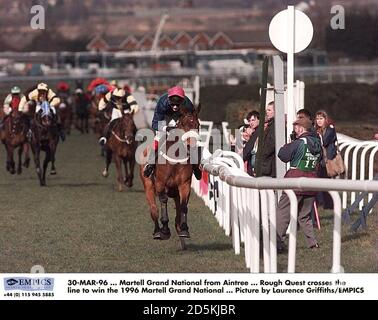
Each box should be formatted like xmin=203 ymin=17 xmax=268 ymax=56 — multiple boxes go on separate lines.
xmin=269 ymin=9 xmax=313 ymax=53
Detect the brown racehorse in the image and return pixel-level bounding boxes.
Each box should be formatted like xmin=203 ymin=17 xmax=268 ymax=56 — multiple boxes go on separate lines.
xmin=102 ymin=112 xmax=137 ymax=192
xmin=73 ymin=92 xmax=90 ymax=134
xmin=30 ymin=103 xmax=60 ymax=186
xmin=140 ymin=106 xmax=201 ymax=247
xmin=57 ymin=96 xmax=73 ymax=135
xmin=0 ymin=110 xmax=30 ymax=175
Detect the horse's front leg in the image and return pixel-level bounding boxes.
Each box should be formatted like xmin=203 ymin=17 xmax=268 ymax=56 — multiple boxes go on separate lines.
xmin=157 ymin=191 xmax=171 ymax=240
xmin=85 ymin=115 xmax=89 ymax=133
xmin=31 ymin=143 xmax=43 ymax=186
xmin=102 ymin=149 xmax=112 ymax=178
xmin=17 ymin=145 xmax=22 ymax=175
xmin=23 ymin=142 xmax=30 ymax=168
xmin=141 ymin=172 xmax=161 ymax=239
xmin=125 ymin=157 xmax=135 ymax=188
xmin=177 ymin=183 xmax=191 ymax=238
xmin=123 ymin=158 xmax=129 ymax=186
xmin=50 ymin=142 xmax=57 ymax=175
xmin=114 ymin=154 xmax=124 ymax=192
xmin=42 ymin=148 xmax=51 ymax=186
xmin=6 ymin=145 xmax=15 ymax=174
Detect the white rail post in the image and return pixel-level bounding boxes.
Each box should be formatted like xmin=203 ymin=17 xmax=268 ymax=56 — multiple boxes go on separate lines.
xmin=329 ymin=191 xmax=344 ymax=273
xmin=251 ymin=189 xmax=260 ymax=273
xmin=260 ymin=190 xmax=271 ymax=273
xmin=267 ymin=189 xmax=277 ymax=273
xmin=285 ymin=190 xmax=298 ymax=273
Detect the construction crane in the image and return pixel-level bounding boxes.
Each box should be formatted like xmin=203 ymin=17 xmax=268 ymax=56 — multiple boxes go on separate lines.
xmin=151 ymin=13 xmax=169 ymax=57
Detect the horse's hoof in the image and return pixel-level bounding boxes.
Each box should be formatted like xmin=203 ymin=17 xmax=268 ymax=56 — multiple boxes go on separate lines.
xmin=40 ymin=181 xmax=46 ymax=186
xmin=50 ymin=170 xmax=57 ymax=175
xmin=10 ymin=169 xmax=15 ymax=175
xmin=160 ymin=229 xmax=171 ymax=240
xmin=117 ymin=185 xmax=124 ymax=192
xmin=17 ymin=168 xmax=22 ymax=175
xmin=102 ymin=170 xmax=108 ymax=178
xmin=23 ymin=159 xmax=30 ymax=168
xmin=178 ymin=230 xmax=190 ymax=238
xmin=178 ymin=224 xmax=190 ymax=238
xmin=153 ymin=231 xmax=162 ymax=240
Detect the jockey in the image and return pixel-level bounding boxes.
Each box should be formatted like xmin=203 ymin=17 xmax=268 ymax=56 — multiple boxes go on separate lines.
xmin=93 ymin=84 xmax=109 ymax=107
xmin=56 ymin=81 xmax=71 ymax=101
xmin=0 ymin=86 xmax=24 ymax=128
xmin=98 ymin=88 xmax=139 ymax=146
xmin=3 ymin=86 xmax=23 ymax=115
xmin=143 ymin=86 xmax=202 ymax=180
xmin=18 ymin=82 xmax=65 ymax=141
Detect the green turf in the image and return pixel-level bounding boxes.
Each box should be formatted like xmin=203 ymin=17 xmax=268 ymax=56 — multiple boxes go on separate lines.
xmin=0 ymin=131 xmax=248 ymax=273
xmin=0 ymin=131 xmax=376 ymax=273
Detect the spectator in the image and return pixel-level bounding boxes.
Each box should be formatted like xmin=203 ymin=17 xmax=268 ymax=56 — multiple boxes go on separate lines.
xmin=276 ymin=117 xmax=322 ymax=252
xmin=315 ymin=110 xmax=338 ymax=209
xmin=296 ymin=108 xmax=312 ymax=121
xmin=230 ymin=110 xmax=260 ymax=155
xmin=255 ymin=101 xmax=276 ymax=177
xmin=241 ymin=110 xmax=260 ymax=142
xmin=242 ymin=111 xmax=260 ymax=175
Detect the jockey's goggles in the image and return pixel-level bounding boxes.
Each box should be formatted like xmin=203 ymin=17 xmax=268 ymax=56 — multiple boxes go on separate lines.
xmin=169 ymin=96 xmax=184 ymax=110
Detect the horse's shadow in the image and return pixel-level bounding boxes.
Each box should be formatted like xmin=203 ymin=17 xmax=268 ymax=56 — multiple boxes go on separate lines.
xmin=49 ymin=182 xmax=105 ymax=188
xmin=342 ymin=232 xmax=369 ymax=243
xmin=183 ymin=242 xmax=234 ymax=252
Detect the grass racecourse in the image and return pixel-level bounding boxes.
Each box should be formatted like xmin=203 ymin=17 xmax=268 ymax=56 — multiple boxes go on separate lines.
xmin=0 ymin=131 xmax=377 ymax=273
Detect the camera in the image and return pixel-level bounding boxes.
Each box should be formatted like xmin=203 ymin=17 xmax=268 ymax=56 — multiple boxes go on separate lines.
xmin=290 ymin=131 xmax=297 ymax=141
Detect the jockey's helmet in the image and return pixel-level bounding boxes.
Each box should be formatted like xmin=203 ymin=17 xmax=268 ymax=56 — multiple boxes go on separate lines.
xmin=75 ymin=88 xmax=83 ymax=95
xmin=95 ymin=84 xmax=109 ymax=95
xmin=37 ymin=83 xmax=49 ymax=91
xmin=57 ymin=81 xmax=70 ymax=92
xmin=168 ymin=86 xmax=185 ymax=99
xmin=112 ymin=88 xmax=125 ymax=99
xmin=11 ymin=86 xmax=21 ymax=95
xmin=168 ymin=86 xmax=185 ymax=112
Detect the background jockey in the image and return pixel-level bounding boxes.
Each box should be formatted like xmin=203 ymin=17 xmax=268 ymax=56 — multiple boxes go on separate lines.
xmin=98 ymin=88 xmax=139 ymax=146
xmin=0 ymin=86 xmax=24 ymax=128
xmin=18 ymin=82 xmax=65 ymax=141
xmin=143 ymin=86 xmax=202 ymax=180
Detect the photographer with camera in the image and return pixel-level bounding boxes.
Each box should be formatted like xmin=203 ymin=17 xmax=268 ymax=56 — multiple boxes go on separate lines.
xmin=276 ymin=117 xmax=322 ymax=252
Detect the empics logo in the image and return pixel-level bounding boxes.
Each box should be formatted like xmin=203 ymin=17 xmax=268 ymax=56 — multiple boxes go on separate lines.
xmin=6 ymin=278 xmax=18 ymax=286
xmin=4 ymin=277 xmax=54 ymax=291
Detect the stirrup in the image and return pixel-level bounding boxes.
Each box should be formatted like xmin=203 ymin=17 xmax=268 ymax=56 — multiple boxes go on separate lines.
xmin=99 ymin=137 xmax=107 ymax=146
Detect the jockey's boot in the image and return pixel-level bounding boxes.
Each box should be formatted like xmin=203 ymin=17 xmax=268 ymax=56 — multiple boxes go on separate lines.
xmin=143 ymin=147 xmax=158 ymax=178
xmin=192 ymin=164 xmax=202 ymax=180
xmin=99 ymin=120 xmax=116 ymax=146
xmin=191 ymin=146 xmax=202 ymax=180
xmin=143 ymin=163 xmax=155 ymax=178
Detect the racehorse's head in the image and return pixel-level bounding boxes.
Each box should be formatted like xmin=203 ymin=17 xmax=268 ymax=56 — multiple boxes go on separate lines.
xmin=38 ymin=101 xmax=53 ymax=127
xmin=176 ymin=104 xmax=201 ymax=147
xmin=120 ymin=113 xmax=136 ymax=145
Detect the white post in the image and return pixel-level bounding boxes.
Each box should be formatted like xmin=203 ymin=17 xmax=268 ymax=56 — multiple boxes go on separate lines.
xmin=287 ymin=5 xmax=295 ymax=143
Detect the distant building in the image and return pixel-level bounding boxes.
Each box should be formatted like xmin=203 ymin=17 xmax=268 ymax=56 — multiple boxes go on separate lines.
xmin=86 ymin=31 xmax=272 ymax=52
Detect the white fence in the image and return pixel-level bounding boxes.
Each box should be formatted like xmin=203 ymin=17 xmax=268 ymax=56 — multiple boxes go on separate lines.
xmin=192 ymin=124 xmax=378 ymax=273
xmin=337 ymin=133 xmax=378 ymax=209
